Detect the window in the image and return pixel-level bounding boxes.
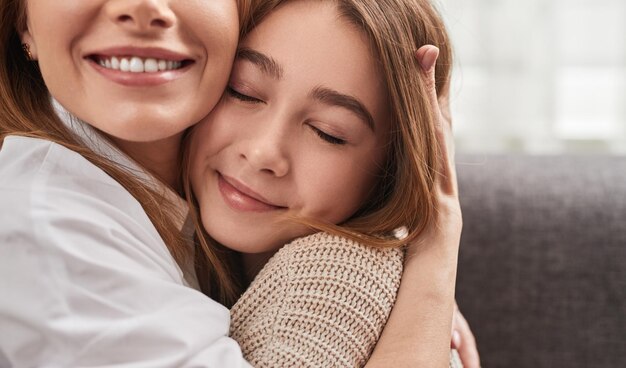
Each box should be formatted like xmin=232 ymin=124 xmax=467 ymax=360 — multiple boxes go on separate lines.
xmin=440 ymin=0 xmax=626 ymax=153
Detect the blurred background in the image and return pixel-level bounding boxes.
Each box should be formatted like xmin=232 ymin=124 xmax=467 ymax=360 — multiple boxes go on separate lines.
xmin=438 ymin=0 xmax=626 ymax=154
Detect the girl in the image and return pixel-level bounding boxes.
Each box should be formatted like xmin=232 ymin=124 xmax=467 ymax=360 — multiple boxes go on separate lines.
xmin=187 ymin=0 xmax=466 ymax=366
xmin=0 ymin=0 xmax=473 ymax=366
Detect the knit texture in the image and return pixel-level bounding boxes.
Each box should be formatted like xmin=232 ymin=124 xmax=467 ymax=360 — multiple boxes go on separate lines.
xmin=230 ymin=232 xmax=463 ymax=367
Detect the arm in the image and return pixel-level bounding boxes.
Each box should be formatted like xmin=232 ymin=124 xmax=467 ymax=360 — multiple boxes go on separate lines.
xmin=365 ymin=45 xmax=463 ymax=368
xmin=0 ymin=140 xmax=251 ymax=367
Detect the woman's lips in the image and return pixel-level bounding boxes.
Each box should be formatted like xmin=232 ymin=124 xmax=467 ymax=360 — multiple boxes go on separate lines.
xmin=88 ymin=58 xmax=192 ymax=87
xmin=217 ymin=173 xmax=284 ymax=212
xmin=85 ymin=46 xmax=194 ymax=87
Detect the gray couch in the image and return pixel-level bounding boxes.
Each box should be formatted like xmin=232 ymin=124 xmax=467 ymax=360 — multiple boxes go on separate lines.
xmin=456 ymin=155 xmax=626 ymax=368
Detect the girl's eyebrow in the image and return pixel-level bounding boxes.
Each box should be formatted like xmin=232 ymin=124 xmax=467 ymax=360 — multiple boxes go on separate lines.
xmin=236 ymin=47 xmax=284 ymax=80
xmin=310 ymin=86 xmax=375 ymax=132
xmin=235 ymin=47 xmax=375 ymax=131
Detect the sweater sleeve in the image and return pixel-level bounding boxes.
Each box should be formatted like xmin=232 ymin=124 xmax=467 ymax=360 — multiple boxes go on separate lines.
xmin=229 ymin=232 xmax=404 ymax=368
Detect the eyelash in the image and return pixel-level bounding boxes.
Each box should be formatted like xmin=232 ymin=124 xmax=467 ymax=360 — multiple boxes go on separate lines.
xmin=226 ymin=86 xmax=263 ymax=104
xmin=309 ymin=125 xmax=347 ymax=145
xmin=227 ymin=85 xmax=346 ymax=146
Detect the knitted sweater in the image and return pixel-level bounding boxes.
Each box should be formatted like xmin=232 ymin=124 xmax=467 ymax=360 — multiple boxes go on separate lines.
xmin=230 ymin=232 xmax=463 ymax=368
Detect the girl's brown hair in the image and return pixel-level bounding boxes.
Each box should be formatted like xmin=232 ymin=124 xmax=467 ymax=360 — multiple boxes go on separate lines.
xmin=241 ymin=0 xmax=452 ymax=248
xmin=0 ymin=0 xmax=257 ymax=305
xmin=183 ymin=0 xmax=453 ymax=303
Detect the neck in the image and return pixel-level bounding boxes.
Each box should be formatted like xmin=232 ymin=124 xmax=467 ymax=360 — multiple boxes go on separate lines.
xmin=110 ymin=132 xmax=185 ymax=189
xmin=241 ymin=251 xmax=277 ymax=284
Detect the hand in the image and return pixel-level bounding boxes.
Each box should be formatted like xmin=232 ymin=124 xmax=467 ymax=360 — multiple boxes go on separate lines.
xmin=451 ymin=302 xmax=481 ymax=368
xmin=409 ymin=44 xmax=462 ymax=259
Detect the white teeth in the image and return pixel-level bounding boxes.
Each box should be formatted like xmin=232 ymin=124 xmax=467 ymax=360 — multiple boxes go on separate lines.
xmin=144 ymin=58 xmax=158 ymax=73
xmin=119 ymin=58 xmax=130 ymax=72
xmin=96 ymin=56 xmax=184 ymax=73
xmin=129 ymin=57 xmax=144 ymax=73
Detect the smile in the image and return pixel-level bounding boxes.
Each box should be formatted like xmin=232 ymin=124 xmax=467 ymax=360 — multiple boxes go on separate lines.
xmin=91 ymin=56 xmax=187 ymax=73
xmin=217 ymin=173 xmax=286 ymax=213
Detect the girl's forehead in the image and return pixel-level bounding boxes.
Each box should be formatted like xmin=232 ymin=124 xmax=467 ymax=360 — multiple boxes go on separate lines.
xmin=240 ymin=0 xmax=389 ymax=127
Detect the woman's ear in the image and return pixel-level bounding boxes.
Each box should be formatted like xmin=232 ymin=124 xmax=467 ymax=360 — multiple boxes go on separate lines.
xmin=19 ymin=18 xmax=38 ymax=60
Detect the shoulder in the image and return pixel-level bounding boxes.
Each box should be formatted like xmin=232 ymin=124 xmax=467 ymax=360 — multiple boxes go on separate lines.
xmin=0 ymin=135 xmax=179 ymax=281
xmin=237 ymin=232 xmax=404 ymax=312
xmin=230 ymin=232 xmax=404 ymax=367
xmin=282 ymin=232 xmax=404 ymax=274
xmin=280 ymin=232 xmax=404 ymax=312
xmin=0 ymin=135 xmax=132 ymax=192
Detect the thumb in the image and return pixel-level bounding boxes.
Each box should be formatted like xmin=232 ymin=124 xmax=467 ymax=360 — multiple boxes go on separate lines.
xmin=416 ymin=45 xmax=439 ymax=90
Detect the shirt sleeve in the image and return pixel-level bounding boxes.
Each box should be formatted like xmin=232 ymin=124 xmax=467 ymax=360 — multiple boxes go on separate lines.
xmin=0 ymin=141 xmax=252 ymax=368
xmin=229 ymin=232 xmax=405 ymax=368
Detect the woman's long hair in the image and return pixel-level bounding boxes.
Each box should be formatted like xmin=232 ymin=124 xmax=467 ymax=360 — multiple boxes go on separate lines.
xmin=0 ymin=0 xmax=257 ymax=305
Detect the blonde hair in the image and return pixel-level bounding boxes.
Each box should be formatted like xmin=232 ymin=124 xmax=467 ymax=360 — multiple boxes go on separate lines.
xmin=240 ymin=0 xmax=453 ymax=248
xmin=0 ymin=0 xmax=258 ymax=305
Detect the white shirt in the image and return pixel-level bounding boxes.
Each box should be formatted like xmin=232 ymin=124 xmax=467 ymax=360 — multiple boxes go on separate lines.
xmin=0 ymin=107 xmax=251 ymax=367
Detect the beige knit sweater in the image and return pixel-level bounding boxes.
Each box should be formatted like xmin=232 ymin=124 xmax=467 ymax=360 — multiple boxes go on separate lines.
xmin=230 ymin=232 xmax=463 ymax=368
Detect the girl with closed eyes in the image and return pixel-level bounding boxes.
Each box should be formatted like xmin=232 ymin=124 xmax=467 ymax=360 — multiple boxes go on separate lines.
xmin=186 ymin=0 xmax=468 ymax=366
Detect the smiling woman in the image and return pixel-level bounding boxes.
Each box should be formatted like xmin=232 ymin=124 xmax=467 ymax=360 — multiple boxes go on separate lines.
xmin=0 ymin=0 xmax=255 ymax=366
xmin=19 ymin=0 xmax=238 ymax=145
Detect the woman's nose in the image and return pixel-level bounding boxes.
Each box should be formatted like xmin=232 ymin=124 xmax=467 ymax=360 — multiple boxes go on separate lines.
xmin=106 ymin=0 xmax=176 ymax=33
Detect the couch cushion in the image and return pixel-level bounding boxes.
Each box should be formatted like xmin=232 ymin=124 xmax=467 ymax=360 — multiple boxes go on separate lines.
xmin=456 ymin=155 xmax=626 ymax=368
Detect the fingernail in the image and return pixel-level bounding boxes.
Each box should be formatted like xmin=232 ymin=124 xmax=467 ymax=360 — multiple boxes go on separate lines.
xmin=420 ymin=46 xmax=439 ymax=72
xmin=452 ymin=330 xmax=462 ymax=348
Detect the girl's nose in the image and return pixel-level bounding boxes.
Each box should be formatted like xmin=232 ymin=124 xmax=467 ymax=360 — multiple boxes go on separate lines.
xmin=240 ymin=124 xmax=290 ymax=178
xmin=106 ymin=0 xmax=175 ymax=33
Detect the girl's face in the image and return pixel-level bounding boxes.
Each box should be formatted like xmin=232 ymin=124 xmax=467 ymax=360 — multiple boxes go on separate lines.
xmin=190 ymin=0 xmax=391 ymax=253
xmin=20 ymin=0 xmax=239 ymax=142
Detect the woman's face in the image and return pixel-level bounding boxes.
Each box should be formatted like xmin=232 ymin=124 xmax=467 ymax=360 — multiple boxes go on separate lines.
xmin=190 ymin=0 xmax=391 ymax=254
xmin=21 ymin=0 xmax=239 ymax=142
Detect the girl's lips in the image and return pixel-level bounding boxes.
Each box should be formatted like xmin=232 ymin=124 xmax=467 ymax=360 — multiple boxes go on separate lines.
xmin=217 ymin=173 xmax=284 ymax=213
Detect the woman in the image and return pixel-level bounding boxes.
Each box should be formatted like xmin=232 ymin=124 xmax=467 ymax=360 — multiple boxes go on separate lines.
xmin=0 ymin=0 xmax=477 ymax=366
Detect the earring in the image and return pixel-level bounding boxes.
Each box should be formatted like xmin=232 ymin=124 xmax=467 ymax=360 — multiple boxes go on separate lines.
xmin=22 ymin=43 xmax=33 ymax=60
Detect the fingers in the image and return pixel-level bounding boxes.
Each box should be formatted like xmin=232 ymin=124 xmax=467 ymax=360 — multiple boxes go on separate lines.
xmin=415 ymin=45 xmax=458 ymax=196
xmin=451 ymin=329 xmax=461 ymax=349
xmin=452 ymin=308 xmax=481 ymax=368
xmin=415 ymin=45 xmax=440 ymax=126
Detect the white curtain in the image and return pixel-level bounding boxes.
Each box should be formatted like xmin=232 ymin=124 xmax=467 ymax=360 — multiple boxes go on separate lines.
xmin=438 ymin=0 xmax=626 ymax=154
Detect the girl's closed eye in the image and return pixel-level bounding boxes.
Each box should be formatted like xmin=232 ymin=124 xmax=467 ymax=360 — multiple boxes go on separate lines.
xmin=307 ymin=123 xmax=347 ymax=145
xmin=226 ymin=85 xmax=264 ymax=104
